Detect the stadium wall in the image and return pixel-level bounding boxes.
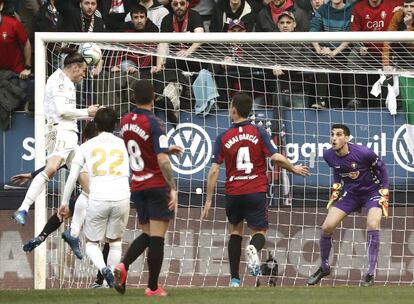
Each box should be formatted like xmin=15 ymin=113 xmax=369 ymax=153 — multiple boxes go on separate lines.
xmin=1 ymin=111 xmax=414 ymax=190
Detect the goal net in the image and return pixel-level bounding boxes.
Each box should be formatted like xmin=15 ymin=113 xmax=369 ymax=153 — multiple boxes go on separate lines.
xmin=34 ymin=32 xmax=414 ymax=289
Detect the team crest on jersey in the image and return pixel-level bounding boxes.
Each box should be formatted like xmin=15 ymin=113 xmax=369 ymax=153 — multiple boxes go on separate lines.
xmin=351 ymin=162 xmax=357 ymax=169
xmin=365 ymin=14 xmax=370 ymax=20
xmin=380 ymin=11 xmax=387 ymax=20
xmin=2 ymin=32 xmax=7 ymax=40
xmin=167 ymin=123 xmax=212 ymax=175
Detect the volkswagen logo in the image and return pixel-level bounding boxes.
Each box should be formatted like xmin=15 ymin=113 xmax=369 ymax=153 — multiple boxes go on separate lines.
xmin=167 ymin=123 xmax=212 ymax=175
xmin=392 ymin=124 xmax=414 ymax=173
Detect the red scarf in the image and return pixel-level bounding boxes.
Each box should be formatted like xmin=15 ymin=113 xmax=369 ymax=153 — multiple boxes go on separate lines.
xmin=270 ymin=0 xmax=294 ymax=24
xmin=173 ymin=10 xmax=189 ymax=33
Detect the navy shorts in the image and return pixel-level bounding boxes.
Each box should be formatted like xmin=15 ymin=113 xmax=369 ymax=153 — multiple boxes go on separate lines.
xmin=131 ymin=187 xmax=174 ymax=224
xmin=225 ymin=192 xmax=268 ymax=229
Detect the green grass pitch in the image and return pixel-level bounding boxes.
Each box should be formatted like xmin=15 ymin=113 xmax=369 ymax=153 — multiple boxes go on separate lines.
xmin=0 ymin=287 xmax=413 ymax=304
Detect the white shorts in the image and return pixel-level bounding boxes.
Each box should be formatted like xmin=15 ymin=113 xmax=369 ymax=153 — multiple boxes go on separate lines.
xmin=46 ymin=129 xmax=78 ymax=168
xmin=83 ymin=198 xmax=130 ymax=242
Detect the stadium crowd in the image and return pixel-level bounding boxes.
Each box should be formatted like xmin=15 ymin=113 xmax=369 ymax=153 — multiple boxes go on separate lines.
xmin=0 ymin=0 xmax=412 ymax=128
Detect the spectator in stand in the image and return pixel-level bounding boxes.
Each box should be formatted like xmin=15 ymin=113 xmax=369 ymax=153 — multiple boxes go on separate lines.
xmin=350 ymin=0 xmax=403 ymax=108
xmin=272 ymin=11 xmax=311 ymax=108
xmin=154 ymin=0 xmax=204 ymax=73
xmin=255 ymin=0 xmax=310 ymax=32
xmin=124 ymin=0 xmax=169 ymax=30
xmin=382 ymin=0 xmax=414 ymax=71
xmin=0 ymin=0 xmax=33 ymax=111
xmin=309 ymin=0 xmax=354 ymax=109
xmin=209 ymin=0 xmax=258 ymax=32
xmin=161 ymin=0 xmax=200 ymax=13
xmin=111 ymin=4 xmax=159 ymax=75
xmin=276 ymin=9 xmax=295 ymax=32
xmin=55 ymin=0 xmax=105 ymax=32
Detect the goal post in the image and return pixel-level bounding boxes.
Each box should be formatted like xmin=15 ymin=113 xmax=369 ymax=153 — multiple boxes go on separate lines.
xmin=33 ymin=31 xmax=414 ymax=289
xmin=34 ymin=34 xmax=47 ymax=290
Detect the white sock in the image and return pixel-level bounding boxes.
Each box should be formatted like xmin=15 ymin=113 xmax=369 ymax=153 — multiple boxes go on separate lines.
xmin=107 ymin=241 xmax=122 ymax=269
xmin=70 ymin=191 xmax=88 ymax=237
xmin=19 ymin=172 xmax=49 ymax=212
xmin=85 ymin=242 xmax=106 ymax=271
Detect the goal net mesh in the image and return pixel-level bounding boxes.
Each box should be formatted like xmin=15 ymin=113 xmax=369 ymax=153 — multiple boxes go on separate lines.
xmin=41 ymin=36 xmax=414 ymax=288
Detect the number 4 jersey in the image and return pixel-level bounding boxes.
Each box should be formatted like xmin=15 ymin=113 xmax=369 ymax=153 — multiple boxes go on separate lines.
xmin=212 ymin=120 xmax=278 ymax=195
xmin=120 ymin=108 xmax=170 ymax=192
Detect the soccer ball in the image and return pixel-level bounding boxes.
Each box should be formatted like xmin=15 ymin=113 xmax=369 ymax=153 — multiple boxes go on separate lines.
xmin=78 ymin=42 xmax=102 ymax=66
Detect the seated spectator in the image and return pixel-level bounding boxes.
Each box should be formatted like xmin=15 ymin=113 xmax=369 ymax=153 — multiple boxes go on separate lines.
xmin=383 ymin=0 xmax=414 ymax=71
xmin=272 ymin=11 xmax=310 ymax=108
xmin=0 ymin=0 xmax=34 ymax=112
xmin=125 ymin=0 xmax=170 ymax=30
xmin=111 ymin=4 xmax=159 ymax=75
xmin=154 ymin=0 xmax=204 ymax=73
xmin=209 ymin=0 xmax=258 ymax=32
xmin=309 ymin=0 xmax=354 ymax=109
xmin=350 ymin=0 xmax=403 ymax=107
xmin=162 ymin=0 xmax=200 ymax=12
xmin=55 ymin=0 xmax=105 ymax=32
xmin=255 ymin=0 xmax=309 ymax=32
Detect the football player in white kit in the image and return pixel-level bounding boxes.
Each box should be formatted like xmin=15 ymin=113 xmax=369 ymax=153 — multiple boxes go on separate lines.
xmin=59 ymin=108 xmax=131 ymax=287
xmin=13 ymin=49 xmax=99 ymax=225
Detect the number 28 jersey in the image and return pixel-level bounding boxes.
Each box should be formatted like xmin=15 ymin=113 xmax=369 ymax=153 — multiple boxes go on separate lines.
xmin=212 ymin=120 xmax=278 ymax=195
xmin=120 ymin=108 xmax=170 ymax=191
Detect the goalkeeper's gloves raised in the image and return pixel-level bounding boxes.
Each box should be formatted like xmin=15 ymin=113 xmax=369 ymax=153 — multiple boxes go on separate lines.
xmin=378 ymin=188 xmax=389 ymax=218
xmin=327 ymin=183 xmax=342 ymax=209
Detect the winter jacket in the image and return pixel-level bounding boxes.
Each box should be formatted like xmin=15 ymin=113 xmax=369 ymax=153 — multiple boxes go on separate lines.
xmin=0 ymin=70 xmax=25 ymax=130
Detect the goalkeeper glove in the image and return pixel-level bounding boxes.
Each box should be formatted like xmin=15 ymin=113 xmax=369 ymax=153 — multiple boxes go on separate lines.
xmin=327 ymin=183 xmax=342 ymax=209
xmin=378 ymin=188 xmax=389 ymax=218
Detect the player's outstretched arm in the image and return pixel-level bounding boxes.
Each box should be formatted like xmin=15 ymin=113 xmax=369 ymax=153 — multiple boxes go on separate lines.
xmin=157 ymin=153 xmax=178 ymax=212
xmin=11 ymin=164 xmax=67 ymax=185
xmin=10 ymin=173 xmax=34 ymax=186
xmin=201 ymin=163 xmax=220 ymax=220
xmin=58 ymin=162 xmax=82 ymax=221
xmin=55 ymin=102 xmax=99 ymax=120
xmin=271 ymin=153 xmax=309 ymax=177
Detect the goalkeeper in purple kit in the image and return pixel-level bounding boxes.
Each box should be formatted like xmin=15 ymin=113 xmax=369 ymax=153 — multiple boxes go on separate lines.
xmin=308 ymin=124 xmax=389 ymax=287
